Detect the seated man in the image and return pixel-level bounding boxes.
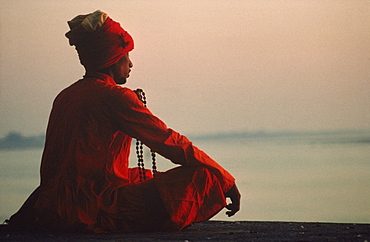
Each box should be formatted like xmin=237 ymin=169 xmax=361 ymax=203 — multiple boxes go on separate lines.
xmin=9 ymin=10 xmax=240 ymax=233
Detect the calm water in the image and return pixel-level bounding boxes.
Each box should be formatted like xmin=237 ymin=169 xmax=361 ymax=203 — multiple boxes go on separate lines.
xmin=1 ymin=131 xmax=369 ymax=224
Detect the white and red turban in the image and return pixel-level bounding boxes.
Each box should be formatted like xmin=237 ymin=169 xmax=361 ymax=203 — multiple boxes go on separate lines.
xmin=65 ymin=10 xmax=134 ymax=72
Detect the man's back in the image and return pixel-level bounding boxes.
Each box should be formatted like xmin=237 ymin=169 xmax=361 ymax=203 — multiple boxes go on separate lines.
xmin=40 ymin=74 xmax=132 ymax=186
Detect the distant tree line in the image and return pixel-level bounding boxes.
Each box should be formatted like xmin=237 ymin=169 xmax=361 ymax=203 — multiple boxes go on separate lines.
xmin=0 ymin=132 xmax=45 ymax=150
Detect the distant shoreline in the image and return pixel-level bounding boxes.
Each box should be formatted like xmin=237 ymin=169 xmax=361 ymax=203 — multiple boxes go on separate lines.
xmin=1 ymin=129 xmax=369 ymax=150
xmin=0 ymin=132 xmax=45 ymax=150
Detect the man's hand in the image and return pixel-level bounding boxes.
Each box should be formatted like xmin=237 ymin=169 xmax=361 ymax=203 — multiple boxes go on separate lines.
xmin=134 ymin=89 xmax=144 ymax=101
xmin=225 ymin=184 xmax=241 ymax=217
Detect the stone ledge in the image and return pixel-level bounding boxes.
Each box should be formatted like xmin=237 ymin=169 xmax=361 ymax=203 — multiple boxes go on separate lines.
xmin=1 ymin=220 xmax=369 ymax=241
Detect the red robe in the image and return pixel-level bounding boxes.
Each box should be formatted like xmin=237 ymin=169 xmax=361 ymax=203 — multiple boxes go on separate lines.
xmin=10 ymin=72 xmax=235 ymax=232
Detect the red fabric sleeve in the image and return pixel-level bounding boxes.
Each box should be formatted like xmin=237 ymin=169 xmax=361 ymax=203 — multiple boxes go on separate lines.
xmin=112 ymin=88 xmax=235 ymax=193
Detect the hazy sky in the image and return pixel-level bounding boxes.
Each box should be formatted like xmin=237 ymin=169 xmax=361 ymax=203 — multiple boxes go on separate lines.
xmin=0 ymin=0 xmax=369 ymax=137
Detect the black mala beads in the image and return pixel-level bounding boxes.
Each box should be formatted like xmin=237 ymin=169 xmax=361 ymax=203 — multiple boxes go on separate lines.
xmin=135 ymin=89 xmax=157 ymax=182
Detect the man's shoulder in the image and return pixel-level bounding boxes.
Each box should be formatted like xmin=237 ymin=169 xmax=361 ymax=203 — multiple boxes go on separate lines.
xmin=109 ymin=85 xmax=136 ymax=99
xmin=57 ymin=76 xmax=136 ymax=101
xmin=80 ymin=74 xmax=136 ymax=97
xmin=102 ymin=85 xmax=143 ymax=108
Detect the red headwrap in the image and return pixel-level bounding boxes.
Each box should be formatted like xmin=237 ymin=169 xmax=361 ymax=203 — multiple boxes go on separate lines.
xmin=65 ymin=10 xmax=134 ymax=72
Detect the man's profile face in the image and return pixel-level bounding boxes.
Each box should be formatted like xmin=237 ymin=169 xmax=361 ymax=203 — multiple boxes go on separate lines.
xmin=111 ymin=53 xmax=133 ymax=84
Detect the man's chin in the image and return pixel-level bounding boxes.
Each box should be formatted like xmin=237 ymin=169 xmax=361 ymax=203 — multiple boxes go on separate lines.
xmin=115 ymin=78 xmax=127 ymax=85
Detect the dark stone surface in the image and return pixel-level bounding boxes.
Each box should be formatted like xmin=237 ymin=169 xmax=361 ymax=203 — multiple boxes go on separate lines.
xmin=1 ymin=221 xmax=369 ymax=241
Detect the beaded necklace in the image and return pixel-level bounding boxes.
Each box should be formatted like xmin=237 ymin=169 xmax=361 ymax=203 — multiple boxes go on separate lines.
xmin=135 ymin=89 xmax=157 ymax=182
